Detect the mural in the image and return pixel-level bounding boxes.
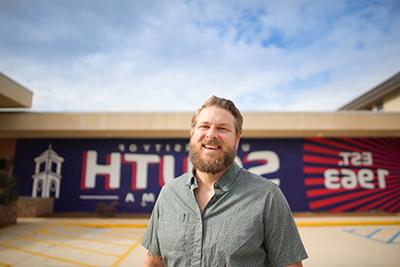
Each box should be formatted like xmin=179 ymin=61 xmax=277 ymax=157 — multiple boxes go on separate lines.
xmin=13 ymin=138 xmax=400 ymax=213
xmin=303 ymin=138 xmax=398 ymax=212
xmin=31 ymin=144 xmax=64 ymax=199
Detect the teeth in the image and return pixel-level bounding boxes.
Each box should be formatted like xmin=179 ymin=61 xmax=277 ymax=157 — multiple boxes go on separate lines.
xmin=204 ymin=145 xmax=219 ymax=149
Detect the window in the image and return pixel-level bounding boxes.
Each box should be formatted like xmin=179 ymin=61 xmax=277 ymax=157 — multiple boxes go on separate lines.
xmin=376 ymin=102 xmax=384 ymax=111
xmin=51 ymin=161 xmax=58 ymax=173
xmin=0 ymin=159 xmax=6 ymax=170
xmin=39 ymin=162 xmax=46 ymax=172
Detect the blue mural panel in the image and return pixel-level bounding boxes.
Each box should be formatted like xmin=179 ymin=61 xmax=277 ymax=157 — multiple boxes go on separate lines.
xmin=13 ymin=138 xmax=400 ymax=213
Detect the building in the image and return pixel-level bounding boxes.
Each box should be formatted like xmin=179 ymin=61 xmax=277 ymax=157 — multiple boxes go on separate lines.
xmin=0 ymin=72 xmax=33 ymax=172
xmin=1 ymin=72 xmax=399 ymax=213
xmin=338 ymin=71 xmax=400 ymax=111
xmin=0 ymin=72 xmax=33 ymax=109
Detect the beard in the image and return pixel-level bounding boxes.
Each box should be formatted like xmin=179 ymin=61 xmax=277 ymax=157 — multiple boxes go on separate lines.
xmin=189 ymin=139 xmax=236 ymax=174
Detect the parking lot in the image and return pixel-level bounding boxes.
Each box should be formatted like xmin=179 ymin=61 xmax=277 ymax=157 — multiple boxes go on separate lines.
xmin=0 ymin=215 xmax=399 ymax=267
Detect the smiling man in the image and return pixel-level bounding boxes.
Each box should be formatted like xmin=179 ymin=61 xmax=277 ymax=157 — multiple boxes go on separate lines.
xmin=142 ymin=96 xmax=308 ymax=267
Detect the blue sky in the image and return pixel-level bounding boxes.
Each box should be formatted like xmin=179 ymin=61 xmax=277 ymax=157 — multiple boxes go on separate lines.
xmin=0 ymin=0 xmax=399 ymax=111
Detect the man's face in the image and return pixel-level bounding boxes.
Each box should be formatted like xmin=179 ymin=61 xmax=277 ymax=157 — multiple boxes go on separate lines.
xmin=189 ymin=106 xmax=241 ymax=174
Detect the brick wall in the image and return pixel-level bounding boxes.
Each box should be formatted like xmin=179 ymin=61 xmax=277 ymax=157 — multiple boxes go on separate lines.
xmin=0 ymin=203 xmax=17 ymax=228
xmin=17 ymin=197 xmax=54 ymax=217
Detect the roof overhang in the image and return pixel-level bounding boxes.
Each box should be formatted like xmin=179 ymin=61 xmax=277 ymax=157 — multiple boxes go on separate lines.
xmin=338 ymin=71 xmax=400 ymax=110
xmin=0 ymin=111 xmax=399 ymax=138
xmin=0 ymin=72 xmax=33 ymax=108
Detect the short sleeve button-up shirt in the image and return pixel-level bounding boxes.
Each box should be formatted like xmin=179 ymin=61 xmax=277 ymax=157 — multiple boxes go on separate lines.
xmin=142 ymin=162 xmax=308 ymax=267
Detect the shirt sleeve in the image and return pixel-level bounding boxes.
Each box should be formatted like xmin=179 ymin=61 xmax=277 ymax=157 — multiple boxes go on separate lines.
xmin=263 ymin=185 xmax=308 ymax=267
xmin=141 ymin=196 xmax=161 ymax=256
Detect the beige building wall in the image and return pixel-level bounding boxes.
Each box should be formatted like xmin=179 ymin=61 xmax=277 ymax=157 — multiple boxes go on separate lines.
xmin=338 ymin=71 xmax=400 ymax=111
xmin=383 ymin=90 xmax=400 ymax=111
xmin=0 ymin=73 xmax=33 ymax=108
xmin=1 ymin=112 xmax=400 ymax=138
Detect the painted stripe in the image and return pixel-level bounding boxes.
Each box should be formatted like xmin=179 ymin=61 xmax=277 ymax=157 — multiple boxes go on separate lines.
xmin=19 ymin=235 xmax=120 ymax=257
xmin=110 ymin=239 xmax=142 ymax=267
xmin=65 ymin=223 xmax=148 ymax=228
xmin=36 ymin=229 xmax=128 ymax=247
xmin=386 ymin=230 xmax=400 ymax=244
xmin=0 ymin=261 xmax=12 ymax=267
xmin=0 ymin=242 xmax=96 ymax=267
xmin=80 ymin=195 xmax=119 ymax=200
xmin=95 ymin=231 xmax=144 ymax=239
xmin=63 ymin=225 xmax=142 ymax=239
xmin=343 ymin=228 xmax=400 ymax=245
xmin=63 ymin=225 xmax=143 ymax=238
xmin=366 ymin=228 xmax=382 ymax=238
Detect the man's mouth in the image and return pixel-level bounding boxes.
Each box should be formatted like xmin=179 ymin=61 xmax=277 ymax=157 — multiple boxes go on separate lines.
xmin=202 ymin=144 xmax=221 ymax=150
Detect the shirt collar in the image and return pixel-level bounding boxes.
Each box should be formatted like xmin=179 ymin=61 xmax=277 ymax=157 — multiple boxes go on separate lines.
xmin=185 ymin=168 xmax=197 ymax=190
xmin=185 ymin=162 xmax=241 ymax=192
xmin=184 ymin=169 xmax=197 ymax=190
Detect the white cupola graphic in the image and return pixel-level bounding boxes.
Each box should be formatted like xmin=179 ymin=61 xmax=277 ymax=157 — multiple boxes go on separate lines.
xmin=32 ymin=144 xmax=65 ymax=198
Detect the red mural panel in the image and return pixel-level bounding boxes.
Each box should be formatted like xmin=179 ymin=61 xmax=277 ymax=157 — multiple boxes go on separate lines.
xmin=303 ymin=138 xmax=400 ymax=212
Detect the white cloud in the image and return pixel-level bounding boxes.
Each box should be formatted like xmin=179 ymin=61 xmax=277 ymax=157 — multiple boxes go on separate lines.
xmin=0 ymin=0 xmax=399 ymax=112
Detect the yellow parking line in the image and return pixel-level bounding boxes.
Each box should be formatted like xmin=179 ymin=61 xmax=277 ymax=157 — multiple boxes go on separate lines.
xmin=65 ymin=223 xmax=145 ymax=231
xmin=62 ymin=225 xmax=137 ymax=236
xmin=296 ymin=220 xmax=400 ymax=227
xmin=35 ymin=229 xmax=128 ymax=247
xmin=95 ymin=231 xmax=144 ymax=240
xmin=110 ymin=239 xmax=142 ymax=267
xmin=18 ymin=236 xmax=120 ymax=257
xmin=61 ymin=225 xmax=107 ymax=235
xmin=63 ymin=225 xmax=142 ymax=240
xmin=0 ymin=260 xmax=12 ymax=267
xmin=0 ymin=242 xmax=96 ymax=267
xmin=65 ymin=223 xmax=148 ymax=228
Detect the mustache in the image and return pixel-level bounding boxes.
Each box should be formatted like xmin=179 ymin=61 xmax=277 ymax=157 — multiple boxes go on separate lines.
xmin=202 ymin=140 xmax=222 ymax=146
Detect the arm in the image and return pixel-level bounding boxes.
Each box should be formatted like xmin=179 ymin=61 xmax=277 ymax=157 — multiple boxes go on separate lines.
xmin=143 ymin=251 xmax=164 ymax=267
xmin=142 ymin=196 xmax=164 ymax=266
xmin=285 ymin=262 xmax=303 ymax=267
xmin=263 ymin=186 xmax=308 ymax=266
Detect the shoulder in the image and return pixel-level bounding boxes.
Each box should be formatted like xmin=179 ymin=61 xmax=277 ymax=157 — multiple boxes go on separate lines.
xmin=159 ymin=172 xmax=189 ymax=196
xmin=155 ymin=172 xmax=192 ymax=214
xmin=236 ymin=167 xmax=279 ymax=193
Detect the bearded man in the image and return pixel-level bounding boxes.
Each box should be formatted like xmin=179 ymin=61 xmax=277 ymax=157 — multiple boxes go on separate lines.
xmin=142 ymin=96 xmax=308 ymax=267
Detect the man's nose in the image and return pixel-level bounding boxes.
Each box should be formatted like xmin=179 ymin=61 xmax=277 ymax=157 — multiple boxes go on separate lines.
xmin=205 ymin=127 xmax=217 ymax=140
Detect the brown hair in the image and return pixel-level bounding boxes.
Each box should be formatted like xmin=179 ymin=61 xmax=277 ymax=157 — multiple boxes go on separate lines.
xmin=191 ymin=95 xmax=243 ymax=134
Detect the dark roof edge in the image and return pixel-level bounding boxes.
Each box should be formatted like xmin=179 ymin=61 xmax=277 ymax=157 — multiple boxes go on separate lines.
xmin=338 ymin=71 xmax=400 ymax=110
xmin=0 ymin=72 xmax=34 ymax=94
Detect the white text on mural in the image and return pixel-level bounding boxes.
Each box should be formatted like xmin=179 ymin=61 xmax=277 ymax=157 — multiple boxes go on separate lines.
xmin=81 ymin=150 xmax=281 ymax=191
xmin=324 ymin=152 xmax=389 ymax=190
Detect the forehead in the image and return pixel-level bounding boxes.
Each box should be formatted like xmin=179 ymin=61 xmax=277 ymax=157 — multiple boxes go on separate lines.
xmin=197 ymin=106 xmax=235 ymax=127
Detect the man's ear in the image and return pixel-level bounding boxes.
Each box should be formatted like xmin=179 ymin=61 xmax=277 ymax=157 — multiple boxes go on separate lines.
xmin=235 ymin=134 xmax=241 ymax=150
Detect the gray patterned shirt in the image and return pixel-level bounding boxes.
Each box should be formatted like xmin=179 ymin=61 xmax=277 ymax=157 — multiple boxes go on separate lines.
xmin=142 ymin=162 xmax=308 ymax=267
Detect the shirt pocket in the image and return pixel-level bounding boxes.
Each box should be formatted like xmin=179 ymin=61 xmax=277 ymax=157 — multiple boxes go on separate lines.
xmin=158 ymin=212 xmax=188 ymax=252
xmin=219 ymin=214 xmax=261 ymax=254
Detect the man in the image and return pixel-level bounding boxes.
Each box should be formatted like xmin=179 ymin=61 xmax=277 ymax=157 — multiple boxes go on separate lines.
xmin=142 ymin=96 xmax=308 ymax=267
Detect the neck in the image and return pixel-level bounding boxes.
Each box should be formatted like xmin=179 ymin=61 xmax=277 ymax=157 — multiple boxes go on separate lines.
xmin=195 ymin=166 xmax=229 ymax=189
